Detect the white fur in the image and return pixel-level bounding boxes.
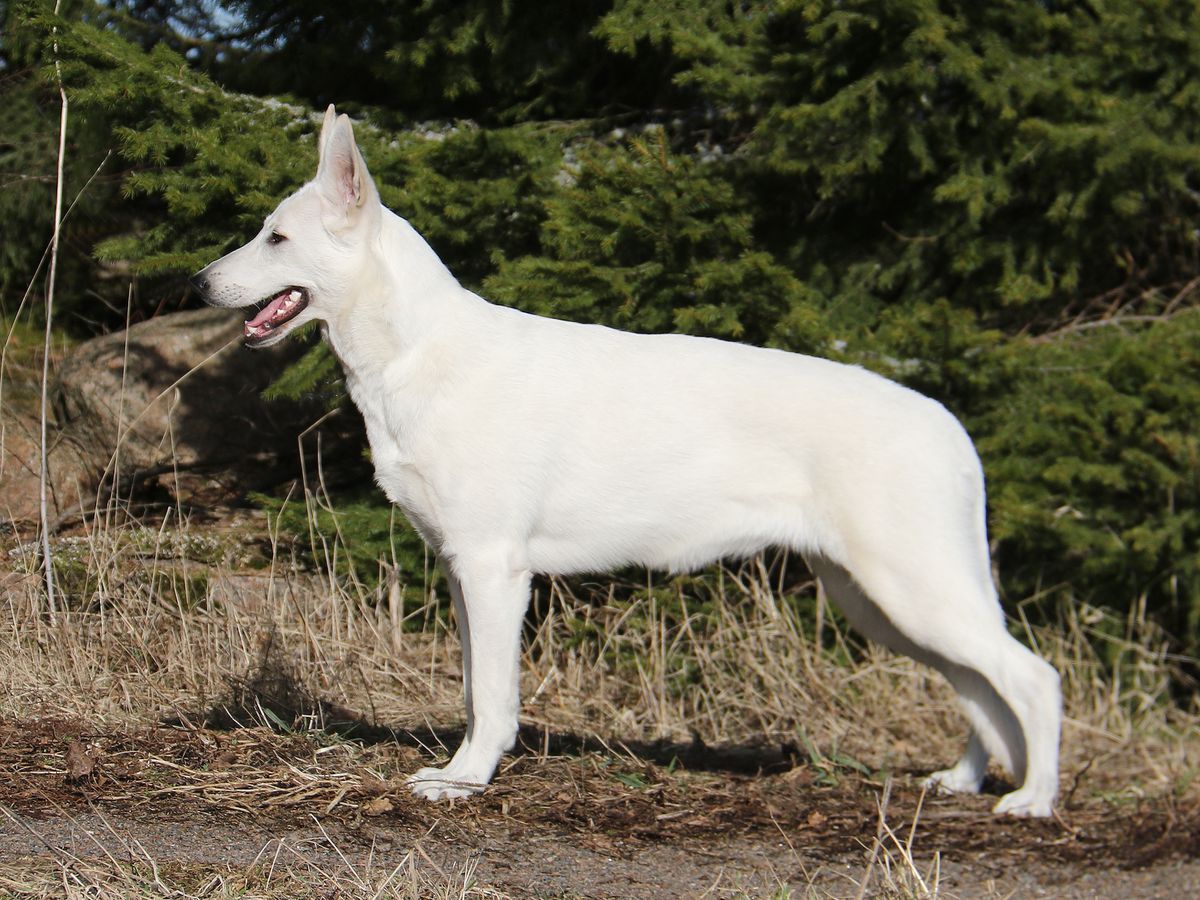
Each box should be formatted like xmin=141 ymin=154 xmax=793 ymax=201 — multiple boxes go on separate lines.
xmin=193 ymin=106 xmax=1061 ymax=815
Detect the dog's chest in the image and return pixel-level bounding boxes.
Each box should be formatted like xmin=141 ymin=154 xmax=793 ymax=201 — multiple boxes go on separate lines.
xmin=346 ymin=371 xmax=445 ymax=544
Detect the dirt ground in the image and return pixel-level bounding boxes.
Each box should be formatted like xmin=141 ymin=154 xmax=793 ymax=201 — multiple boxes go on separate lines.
xmin=1 ymin=719 xmax=1198 ymax=898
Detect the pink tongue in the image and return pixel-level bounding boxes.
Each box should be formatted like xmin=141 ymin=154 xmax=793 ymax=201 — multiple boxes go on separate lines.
xmin=248 ymin=291 xmax=291 ymax=328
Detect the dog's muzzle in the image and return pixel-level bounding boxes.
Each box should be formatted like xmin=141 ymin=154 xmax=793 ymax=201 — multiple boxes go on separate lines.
xmin=189 ymin=270 xmax=214 ymax=305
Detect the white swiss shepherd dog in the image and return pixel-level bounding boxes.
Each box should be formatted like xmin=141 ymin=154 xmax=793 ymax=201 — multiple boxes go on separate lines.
xmin=191 ymin=106 xmax=1061 ymax=816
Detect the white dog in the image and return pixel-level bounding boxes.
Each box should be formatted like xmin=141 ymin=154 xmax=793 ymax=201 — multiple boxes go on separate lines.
xmin=191 ymin=106 xmax=1061 ymax=816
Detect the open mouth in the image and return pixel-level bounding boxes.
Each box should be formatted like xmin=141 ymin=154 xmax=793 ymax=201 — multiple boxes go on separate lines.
xmin=244 ymin=287 xmax=309 ymax=344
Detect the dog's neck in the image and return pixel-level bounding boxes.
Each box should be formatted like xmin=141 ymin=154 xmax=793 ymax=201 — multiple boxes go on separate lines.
xmin=322 ymin=207 xmax=467 ymax=381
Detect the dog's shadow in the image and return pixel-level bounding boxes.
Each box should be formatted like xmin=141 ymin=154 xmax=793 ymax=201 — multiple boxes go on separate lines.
xmin=175 ymin=690 xmax=803 ymax=778
xmin=171 ymin=693 xmax=1019 ymax=796
xmin=347 ymin=721 xmax=804 ymax=777
xmin=176 ymin=640 xmax=1015 ymax=790
xmin=174 ymin=628 xmax=805 ymax=777
xmin=323 ymin=721 xmax=1013 ymax=794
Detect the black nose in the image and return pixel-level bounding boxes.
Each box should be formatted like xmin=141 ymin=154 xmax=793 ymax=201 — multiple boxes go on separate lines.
xmin=189 ymin=272 xmax=209 ymax=295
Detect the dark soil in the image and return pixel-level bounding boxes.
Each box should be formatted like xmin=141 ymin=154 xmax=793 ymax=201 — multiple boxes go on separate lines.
xmin=0 ymin=718 xmax=1198 ymax=897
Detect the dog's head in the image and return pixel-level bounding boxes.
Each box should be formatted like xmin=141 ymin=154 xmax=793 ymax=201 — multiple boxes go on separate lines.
xmin=189 ymin=105 xmax=381 ymax=348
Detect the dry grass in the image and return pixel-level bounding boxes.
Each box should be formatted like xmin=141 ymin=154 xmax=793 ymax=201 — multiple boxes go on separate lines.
xmin=1 ymin=508 xmax=1195 ymax=803
xmin=0 ymin=804 xmax=501 ymax=899
xmin=0 ymin=502 xmax=1197 ymax=897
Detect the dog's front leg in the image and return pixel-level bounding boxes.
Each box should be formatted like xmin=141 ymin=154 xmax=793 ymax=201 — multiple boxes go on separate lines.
xmin=406 ymin=555 xmax=531 ymax=800
xmin=447 ymin=572 xmax=475 ymax=755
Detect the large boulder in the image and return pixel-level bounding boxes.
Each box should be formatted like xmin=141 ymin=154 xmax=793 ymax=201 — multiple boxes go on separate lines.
xmin=2 ymin=308 xmax=364 ymax=529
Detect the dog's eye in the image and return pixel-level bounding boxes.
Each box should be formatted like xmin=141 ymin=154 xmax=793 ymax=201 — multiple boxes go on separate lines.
xmin=267 ymin=231 xmax=286 ymax=245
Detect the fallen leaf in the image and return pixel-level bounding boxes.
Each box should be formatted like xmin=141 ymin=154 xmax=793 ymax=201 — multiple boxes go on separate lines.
xmin=65 ymin=741 xmax=98 ymax=782
xmin=361 ymin=775 xmax=389 ymax=796
xmin=782 ymin=766 xmax=814 ymax=786
xmin=807 ymin=810 xmax=828 ymax=828
xmin=361 ymin=796 xmax=394 ymax=817
xmin=210 ymin=750 xmax=238 ymax=771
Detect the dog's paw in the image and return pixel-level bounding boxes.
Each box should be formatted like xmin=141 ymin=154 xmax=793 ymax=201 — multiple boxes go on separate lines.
xmin=405 ymin=767 xmax=487 ymax=802
xmin=922 ymin=766 xmax=984 ymax=796
xmin=992 ymin=787 xmax=1054 ymax=818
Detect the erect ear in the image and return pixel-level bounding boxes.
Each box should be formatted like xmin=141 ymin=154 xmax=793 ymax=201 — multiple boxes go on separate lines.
xmin=317 ymin=104 xmax=337 ymax=165
xmin=315 ymin=113 xmax=378 ymax=220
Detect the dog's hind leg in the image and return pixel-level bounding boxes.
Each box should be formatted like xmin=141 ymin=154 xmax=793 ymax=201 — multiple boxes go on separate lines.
xmin=923 ymin=728 xmax=988 ymax=795
xmin=407 ymin=552 xmax=530 ymax=801
xmin=809 ymin=556 xmax=1061 ymax=817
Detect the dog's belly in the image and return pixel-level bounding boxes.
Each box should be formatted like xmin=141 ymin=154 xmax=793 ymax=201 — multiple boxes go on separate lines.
xmin=524 ymin=516 xmax=798 ymax=575
xmin=521 ymin=465 xmax=827 ymax=576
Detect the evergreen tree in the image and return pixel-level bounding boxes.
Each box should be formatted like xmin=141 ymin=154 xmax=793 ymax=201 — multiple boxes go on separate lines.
xmin=984 ymin=312 xmax=1200 ymax=649
xmin=487 ymin=132 xmax=816 ymax=348
xmin=7 ymin=0 xmax=1200 ymax=655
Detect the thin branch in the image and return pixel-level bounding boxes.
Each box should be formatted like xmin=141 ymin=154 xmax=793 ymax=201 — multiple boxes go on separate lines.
xmin=1029 ymin=312 xmax=1192 ymax=345
xmin=40 ymin=0 xmax=70 ymax=619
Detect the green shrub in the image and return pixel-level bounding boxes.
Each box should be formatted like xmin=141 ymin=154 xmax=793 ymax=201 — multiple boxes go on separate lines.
xmin=9 ymin=0 xmax=1200 ymax=666
xmin=984 ymin=314 xmax=1200 ymax=651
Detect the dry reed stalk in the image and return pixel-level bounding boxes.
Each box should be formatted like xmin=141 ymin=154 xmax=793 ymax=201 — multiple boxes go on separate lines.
xmin=37 ymin=0 xmax=73 ymax=616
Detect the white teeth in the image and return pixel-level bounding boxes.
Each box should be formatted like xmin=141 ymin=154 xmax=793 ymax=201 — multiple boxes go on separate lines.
xmin=289 ymin=290 xmax=301 ymax=302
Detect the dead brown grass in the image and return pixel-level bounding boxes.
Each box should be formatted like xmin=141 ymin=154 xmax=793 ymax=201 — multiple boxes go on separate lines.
xmin=0 ymin=414 xmax=1198 ymax=896
xmin=1 ymin=510 xmax=1196 ymax=810
xmin=0 ymin=804 xmax=502 ymax=900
